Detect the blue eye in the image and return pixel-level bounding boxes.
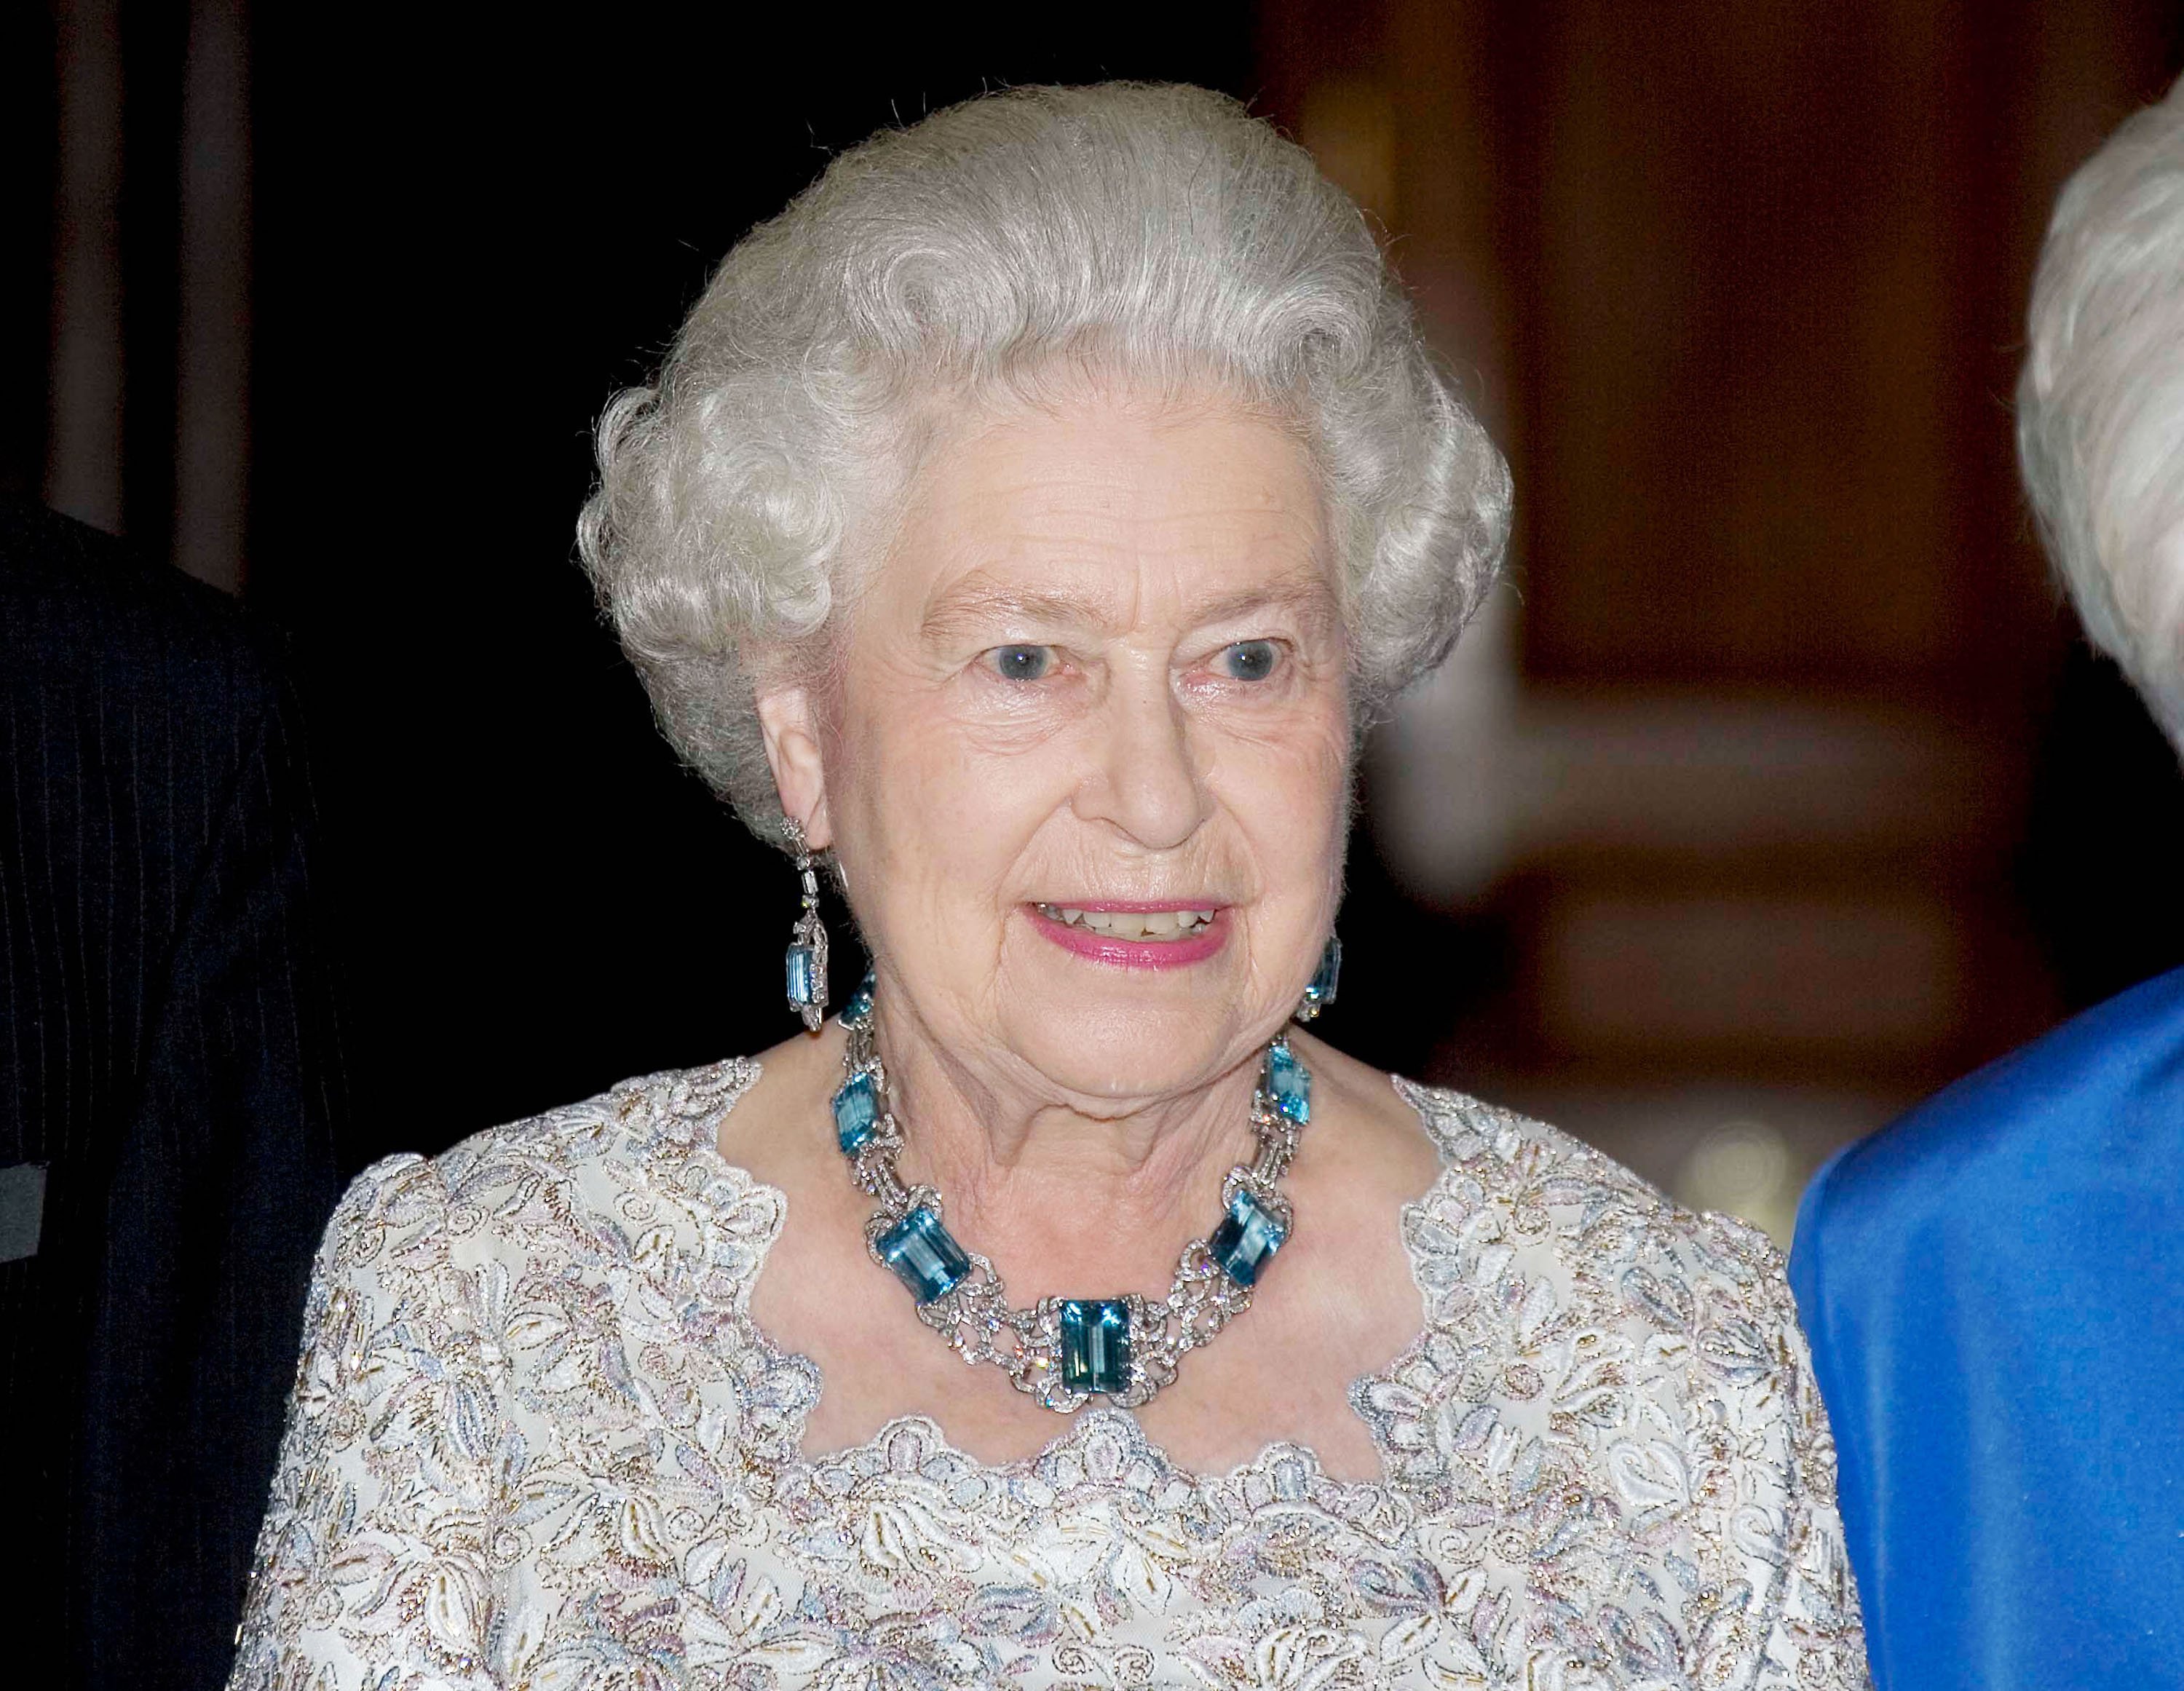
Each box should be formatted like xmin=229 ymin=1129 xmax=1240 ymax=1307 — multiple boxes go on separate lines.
xmin=1221 ymin=640 xmax=1279 ymax=681
xmin=990 ymin=644 xmax=1053 ymax=682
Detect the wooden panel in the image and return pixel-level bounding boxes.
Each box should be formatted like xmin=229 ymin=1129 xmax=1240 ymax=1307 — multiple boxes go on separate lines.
xmin=1258 ymin=0 xmax=2173 ymax=1226
xmin=1527 ymin=0 xmax=1963 ymax=683
xmin=1540 ymin=891 xmax=1962 ymax=1052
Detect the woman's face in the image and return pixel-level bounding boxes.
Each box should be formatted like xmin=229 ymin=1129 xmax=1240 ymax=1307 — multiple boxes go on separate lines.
xmin=777 ymin=384 xmax=1352 ymax=1109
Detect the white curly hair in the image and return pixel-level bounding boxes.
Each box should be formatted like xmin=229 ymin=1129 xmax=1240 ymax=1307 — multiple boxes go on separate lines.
xmin=577 ymin=82 xmax=1514 ymax=841
xmin=2019 ymin=73 xmax=2184 ymax=754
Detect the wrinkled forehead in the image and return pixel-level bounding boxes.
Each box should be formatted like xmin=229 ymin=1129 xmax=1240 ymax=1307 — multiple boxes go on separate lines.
xmin=860 ymin=383 xmax=1340 ymax=642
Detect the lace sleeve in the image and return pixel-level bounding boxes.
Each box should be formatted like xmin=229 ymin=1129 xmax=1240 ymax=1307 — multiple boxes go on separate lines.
xmin=1749 ymin=1246 xmax=1873 ymax=1689
xmin=227 ymin=1152 xmax=502 ymax=1690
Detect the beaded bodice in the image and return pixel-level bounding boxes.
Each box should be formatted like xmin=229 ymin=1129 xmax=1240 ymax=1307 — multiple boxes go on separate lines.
xmin=228 ymin=1057 xmax=1869 ymax=1690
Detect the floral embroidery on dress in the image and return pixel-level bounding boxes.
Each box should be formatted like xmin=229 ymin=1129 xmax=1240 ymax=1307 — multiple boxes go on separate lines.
xmin=229 ymin=1059 xmax=1869 ymax=1690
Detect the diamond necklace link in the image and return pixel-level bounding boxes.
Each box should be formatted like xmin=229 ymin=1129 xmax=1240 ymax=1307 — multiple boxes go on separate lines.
xmin=828 ymin=976 xmax=1308 ymax=1413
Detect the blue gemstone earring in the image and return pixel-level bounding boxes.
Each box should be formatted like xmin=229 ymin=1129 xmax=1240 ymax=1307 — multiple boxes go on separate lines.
xmin=782 ymin=817 xmax=829 ymax=1032
xmin=1294 ymin=935 xmax=1340 ymax=1022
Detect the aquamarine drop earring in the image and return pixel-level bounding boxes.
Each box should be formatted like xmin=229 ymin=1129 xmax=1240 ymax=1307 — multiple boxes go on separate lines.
xmin=1295 ymin=935 xmax=1341 ymax=1022
xmin=782 ymin=816 xmax=829 ymax=1032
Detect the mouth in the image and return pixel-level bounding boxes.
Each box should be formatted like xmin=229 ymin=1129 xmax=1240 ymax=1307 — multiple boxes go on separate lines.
xmin=1026 ymin=901 xmax=1230 ymax=969
xmin=1033 ymin=903 xmax=1219 ymax=940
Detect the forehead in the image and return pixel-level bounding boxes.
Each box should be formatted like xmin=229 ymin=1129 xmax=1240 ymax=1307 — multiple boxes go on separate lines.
xmin=873 ymin=387 xmax=1336 ymax=630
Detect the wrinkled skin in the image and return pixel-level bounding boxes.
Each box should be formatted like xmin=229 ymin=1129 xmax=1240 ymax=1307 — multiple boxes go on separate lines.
xmin=731 ymin=382 xmax=1439 ymax=1476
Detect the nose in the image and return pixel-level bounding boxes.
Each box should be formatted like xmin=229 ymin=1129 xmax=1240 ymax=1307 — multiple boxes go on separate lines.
xmin=1074 ymin=657 xmax=1208 ymax=850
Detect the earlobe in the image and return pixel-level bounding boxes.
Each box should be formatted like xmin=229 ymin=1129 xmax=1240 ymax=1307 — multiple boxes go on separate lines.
xmin=756 ymin=686 xmax=833 ymax=849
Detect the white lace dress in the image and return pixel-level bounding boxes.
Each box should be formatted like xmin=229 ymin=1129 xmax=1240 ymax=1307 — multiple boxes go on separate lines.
xmin=227 ymin=1058 xmax=1870 ymax=1690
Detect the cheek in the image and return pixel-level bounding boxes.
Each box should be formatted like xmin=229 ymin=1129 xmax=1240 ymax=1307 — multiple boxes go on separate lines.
xmin=1214 ymin=703 xmax=1353 ymax=892
xmin=830 ymin=668 xmax=1070 ymax=902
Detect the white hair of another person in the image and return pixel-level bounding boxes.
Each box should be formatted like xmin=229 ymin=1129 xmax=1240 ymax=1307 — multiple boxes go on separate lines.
xmin=2019 ymin=73 xmax=2184 ymax=753
xmin=577 ymin=83 xmax=1513 ymax=843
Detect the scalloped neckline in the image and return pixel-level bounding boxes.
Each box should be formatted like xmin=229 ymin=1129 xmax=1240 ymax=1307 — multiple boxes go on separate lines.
xmin=671 ymin=1058 xmax=1471 ymax=1492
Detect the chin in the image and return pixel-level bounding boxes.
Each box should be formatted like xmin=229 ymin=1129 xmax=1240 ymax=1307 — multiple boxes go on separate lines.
xmin=997 ymin=978 xmax=1265 ymax=1104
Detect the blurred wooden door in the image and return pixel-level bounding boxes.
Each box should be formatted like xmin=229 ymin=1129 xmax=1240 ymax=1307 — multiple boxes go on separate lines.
xmin=1259 ymin=0 xmax=2178 ymax=1229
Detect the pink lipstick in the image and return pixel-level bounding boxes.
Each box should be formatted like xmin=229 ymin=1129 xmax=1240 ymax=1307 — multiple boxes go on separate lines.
xmin=1026 ymin=901 xmax=1229 ymax=970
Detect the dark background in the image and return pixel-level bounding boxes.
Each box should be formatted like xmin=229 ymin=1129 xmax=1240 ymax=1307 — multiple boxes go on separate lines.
xmin=12 ymin=2 xmax=2184 ymax=1225
xmin=237 ymin=15 xmax=1273 ymax=1167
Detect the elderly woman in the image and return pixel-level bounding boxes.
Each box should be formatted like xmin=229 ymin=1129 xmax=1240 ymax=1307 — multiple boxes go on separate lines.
xmin=1791 ymin=73 xmax=2184 ymax=1690
xmin=231 ymin=85 xmax=1866 ymax=1688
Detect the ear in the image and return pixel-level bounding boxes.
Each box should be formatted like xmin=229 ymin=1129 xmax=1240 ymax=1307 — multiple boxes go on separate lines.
xmin=756 ymin=683 xmax=834 ymax=850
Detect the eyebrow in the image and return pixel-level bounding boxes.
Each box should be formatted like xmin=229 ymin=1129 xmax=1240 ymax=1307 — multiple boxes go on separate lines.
xmin=919 ymin=571 xmax=1341 ymax=645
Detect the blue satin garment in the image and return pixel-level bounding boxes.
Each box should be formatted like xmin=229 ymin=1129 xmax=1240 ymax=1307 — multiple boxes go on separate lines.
xmin=1791 ymin=964 xmax=2184 ymax=1690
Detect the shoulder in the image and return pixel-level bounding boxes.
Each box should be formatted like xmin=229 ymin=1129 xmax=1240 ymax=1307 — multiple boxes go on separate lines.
xmin=1395 ymin=1073 xmax=1773 ymax=1257
xmin=1795 ymin=964 xmax=2184 ymax=1266
xmin=1385 ymin=1079 xmax=1820 ymax=1467
xmin=1789 ymin=963 xmax=2184 ymax=1393
xmin=315 ymin=1056 xmax=781 ymax=1302
xmin=240 ymin=1058 xmax=810 ymax=1671
xmin=0 ymin=499 xmax=294 ymax=716
xmin=1787 ymin=971 xmax=2184 ymax=1685
xmin=1390 ymin=1075 xmax=1799 ymax=1343
xmin=1380 ymin=1081 xmax=1866 ymax=1680
xmin=293 ymin=1056 xmax=820 ymax=1468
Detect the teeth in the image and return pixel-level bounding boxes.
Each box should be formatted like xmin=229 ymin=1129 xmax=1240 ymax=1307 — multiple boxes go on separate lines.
xmin=1036 ymin=903 xmax=1217 ymax=940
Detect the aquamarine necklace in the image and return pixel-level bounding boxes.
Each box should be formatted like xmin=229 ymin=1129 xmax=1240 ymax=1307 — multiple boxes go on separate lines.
xmin=826 ymin=973 xmax=1315 ymax=1412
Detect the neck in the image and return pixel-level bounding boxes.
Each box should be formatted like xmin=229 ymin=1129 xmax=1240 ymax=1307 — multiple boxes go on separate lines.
xmin=869 ymin=1003 xmax=1266 ymax=1300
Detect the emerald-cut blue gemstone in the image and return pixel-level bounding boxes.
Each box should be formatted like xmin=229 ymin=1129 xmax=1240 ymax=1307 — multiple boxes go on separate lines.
xmin=786 ymin=943 xmax=818 ymax=1009
xmin=1208 ymin=1187 xmax=1287 ymax=1286
xmin=1059 ymin=1299 xmax=1131 ymax=1395
xmin=831 ymin=1071 xmax=879 ymax=1155
xmin=1302 ymin=936 xmax=1341 ymax=1015
xmin=842 ymin=970 xmax=876 ymax=1026
xmin=1265 ymin=1042 xmax=1310 ymax=1123
xmin=877 ymin=1207 xmax=970 ymax=1304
